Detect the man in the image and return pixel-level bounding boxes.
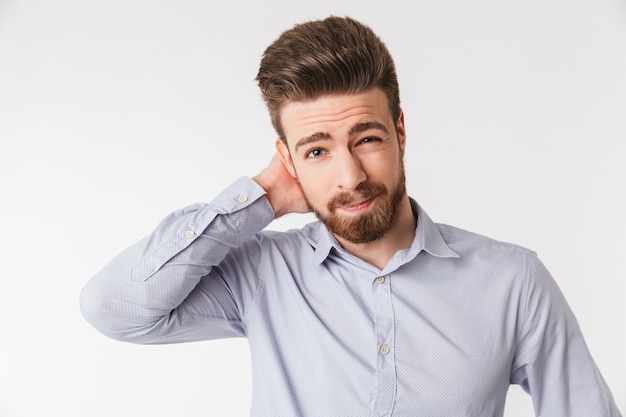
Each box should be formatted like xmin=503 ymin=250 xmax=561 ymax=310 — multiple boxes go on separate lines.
xmin=80 ymin=16 xmax=622 ymax=416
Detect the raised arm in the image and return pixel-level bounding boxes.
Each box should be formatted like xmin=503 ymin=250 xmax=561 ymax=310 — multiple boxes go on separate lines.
xmin=80 ymin=151 xmax=310 ymax=344
xmin=253 ymin=144 xmax=311 ymax=218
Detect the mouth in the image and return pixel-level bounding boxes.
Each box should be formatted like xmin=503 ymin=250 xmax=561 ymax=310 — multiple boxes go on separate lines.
xmin=327 ymin=183 xmax=387 ymax=216
xmin=336 ymin=196 xmax=376 ymax=214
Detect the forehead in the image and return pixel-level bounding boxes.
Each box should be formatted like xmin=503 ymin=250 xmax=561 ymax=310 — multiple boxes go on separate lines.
xmin=280 ymin=88 xmax=392 ymax=148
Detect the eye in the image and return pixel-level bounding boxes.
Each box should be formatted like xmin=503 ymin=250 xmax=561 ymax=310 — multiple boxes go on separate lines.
xmin=305 ymin=148 xmax=326 ymax=159
xmin=358 ymin=136 xmax=381 ymax=145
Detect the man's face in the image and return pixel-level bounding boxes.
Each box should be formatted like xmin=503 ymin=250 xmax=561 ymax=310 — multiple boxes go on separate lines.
xmin=277 ymin=87 xmax=407 ymax=244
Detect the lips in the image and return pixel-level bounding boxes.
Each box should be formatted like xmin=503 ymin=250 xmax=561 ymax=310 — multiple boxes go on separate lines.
xmin=327 ymin=183 xmax=387 ymax=213
xmin=338 ymin=197 xmax=375 ymax=212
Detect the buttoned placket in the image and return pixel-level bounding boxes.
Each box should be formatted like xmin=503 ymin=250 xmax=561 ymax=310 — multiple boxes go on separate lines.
xmin=371 ymin=274 xmax=397 ymax=416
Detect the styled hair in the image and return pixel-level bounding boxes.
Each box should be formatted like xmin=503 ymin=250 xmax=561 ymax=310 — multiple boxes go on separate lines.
xmin=256 ymin=16 xmax=400 ymax=140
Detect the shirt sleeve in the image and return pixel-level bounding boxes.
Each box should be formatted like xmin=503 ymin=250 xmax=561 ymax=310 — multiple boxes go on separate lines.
xmin=511 ymin=253 xmax=622 ymax=416
xmin=79 ymin=177 xmax=275 ymax=344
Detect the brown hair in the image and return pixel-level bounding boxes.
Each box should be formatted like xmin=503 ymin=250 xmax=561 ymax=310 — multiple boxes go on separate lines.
xmin=256 ymin=16 xmax=400 ymax=141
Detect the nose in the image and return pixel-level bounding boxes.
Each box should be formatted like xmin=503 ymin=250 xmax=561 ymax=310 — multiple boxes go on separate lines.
xmin=334 ymin=150 xmax=367 ymax=191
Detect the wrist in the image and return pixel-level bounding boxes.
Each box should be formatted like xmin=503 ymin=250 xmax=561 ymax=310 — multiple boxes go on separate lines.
xmin=252 ymin=174 xmax=284 ymax=218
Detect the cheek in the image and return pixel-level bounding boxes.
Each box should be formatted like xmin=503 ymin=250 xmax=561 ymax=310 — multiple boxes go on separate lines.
xmin=363 ymin=153 xmax=397 ymax=179
xmin=296 ymin=170 xmax=331 ymax=203
xmin=299 ymin=177 xmax=323 ymax=198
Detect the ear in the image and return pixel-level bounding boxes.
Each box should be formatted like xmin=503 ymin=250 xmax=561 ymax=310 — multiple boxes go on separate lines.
xmin=396 ymin=110 xmax=407 ymax=156
xmin=275 ymin=139 xmax=298 ymax=178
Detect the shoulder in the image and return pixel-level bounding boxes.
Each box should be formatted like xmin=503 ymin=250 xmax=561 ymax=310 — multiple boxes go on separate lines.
xmin=437 ymin=222 xmax=534 ymax=258
xmin=243 ymin=220 xmax=322 ymax=254
xmin=434 ymin=222 xmax=539 ymax=284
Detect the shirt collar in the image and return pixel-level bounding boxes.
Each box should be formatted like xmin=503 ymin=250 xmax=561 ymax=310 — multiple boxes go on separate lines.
xmin=409 ymin=198 xmax=459 ymax=259
xmin=308 ymin=198 xmax=458 ymax=265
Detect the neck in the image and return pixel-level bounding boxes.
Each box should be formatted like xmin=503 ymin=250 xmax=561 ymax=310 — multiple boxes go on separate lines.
xmin=334 ymin=195 xmax=416 ymax=270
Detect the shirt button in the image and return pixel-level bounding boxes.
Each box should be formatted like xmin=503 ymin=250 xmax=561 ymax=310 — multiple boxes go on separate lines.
xmin=380 ymin=345 xmax=390 ymax=355
xmin=376 ymin=276 xmax=385 ymax=284
xmin=238 ymin=195 xmax=248 ymax=203
xmin=184 ymin=230 xmax=195 ymax=239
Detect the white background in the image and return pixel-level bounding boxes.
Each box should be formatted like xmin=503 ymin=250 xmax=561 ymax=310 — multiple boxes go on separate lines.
xmin=0 ymin=0 xmax=624 ymax=416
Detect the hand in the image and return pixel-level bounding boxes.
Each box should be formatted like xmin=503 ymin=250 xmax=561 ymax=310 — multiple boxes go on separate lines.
xmin=253 ymin=152 xmax=311 ymax=218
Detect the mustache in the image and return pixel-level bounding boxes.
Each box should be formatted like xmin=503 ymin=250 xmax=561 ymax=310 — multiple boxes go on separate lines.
xmin=327 ymin=183 xmax=387 ymax=211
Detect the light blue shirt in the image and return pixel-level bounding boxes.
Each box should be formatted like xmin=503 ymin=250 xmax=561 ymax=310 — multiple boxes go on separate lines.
xmin=80 ymin=177 xmax=621 ymax=417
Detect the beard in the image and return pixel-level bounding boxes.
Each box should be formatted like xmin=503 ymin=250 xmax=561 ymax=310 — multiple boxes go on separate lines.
xmin=308 ymin=161 xmax=407 ymax=244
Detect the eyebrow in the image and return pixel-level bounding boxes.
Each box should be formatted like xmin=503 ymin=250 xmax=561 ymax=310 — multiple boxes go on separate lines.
xmin=293 ymin=122 xmax=389 ymax=153
xmin=294 ymin=132 xmax=332 ymax=153
xmin=349 ymin=122 xmax=389 ymax=137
